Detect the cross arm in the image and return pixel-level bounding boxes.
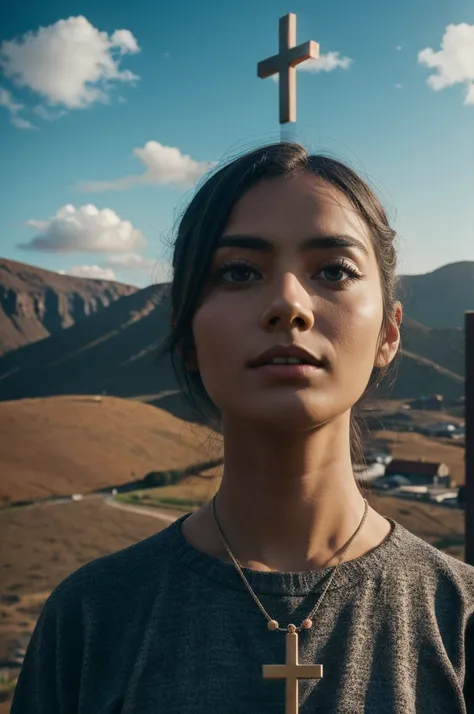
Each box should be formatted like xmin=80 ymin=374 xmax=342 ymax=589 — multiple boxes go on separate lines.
xmin=292 ymin=665 xmax=323 ymax=679
xmin=262 ymin=664 xmax=289 ymax=679
xmin=262 ymin=664 xmax=323 ymax=679
xmin=257 ymin=41 xmax=320 ymax=79
xmin=287 ymin=40 xmax=319 ymax=68
xmin=257 ymin=54 xmax=280 ymax=78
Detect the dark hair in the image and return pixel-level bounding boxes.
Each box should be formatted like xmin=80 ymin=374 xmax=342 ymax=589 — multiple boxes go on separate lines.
xmin=158 ymin=142 xmax=401 ymax=485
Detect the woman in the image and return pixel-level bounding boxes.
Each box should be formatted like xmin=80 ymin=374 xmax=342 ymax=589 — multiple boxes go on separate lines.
xmin=12 ymin=142 xmax=474 ymax=713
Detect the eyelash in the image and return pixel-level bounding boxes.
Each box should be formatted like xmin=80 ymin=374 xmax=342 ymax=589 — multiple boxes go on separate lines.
xmin=214 ymin=257 xmax=362 ymax=287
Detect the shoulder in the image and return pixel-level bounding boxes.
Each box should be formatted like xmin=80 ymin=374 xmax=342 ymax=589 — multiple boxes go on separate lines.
xmin=12 ymin=518 xmax=187 ymax=713
xmin=389 ymin=519 xmax=474 ymax=605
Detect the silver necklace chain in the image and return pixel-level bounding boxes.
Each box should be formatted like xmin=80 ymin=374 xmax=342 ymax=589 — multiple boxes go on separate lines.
xmin=211 ymin=494 xmax=369 ymax=634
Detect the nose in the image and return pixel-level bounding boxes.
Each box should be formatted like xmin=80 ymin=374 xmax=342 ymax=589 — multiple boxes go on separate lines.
xmin=260 ymin=272 xmax=315 ymax=332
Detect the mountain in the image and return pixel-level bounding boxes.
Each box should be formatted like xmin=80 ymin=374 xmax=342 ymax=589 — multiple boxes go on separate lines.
xmin=0 ymin=258 xmax=471 ymax=408
xmin=377 ymin=349 xmax=464 ymax=400
xmin=398 ymin=261 xmax=474 ymax=329
xmin=0 ymin=282 xmax=466 ymax=408
xmin=400 ymin=316 xmax=464 ymax=377
xmin=0 ymin=280 xmax=201 ymax=423
xmin=0 ymin=258 xmax=138 ymax=355
xmin=0 ymin=280 xmax=172 ymax=393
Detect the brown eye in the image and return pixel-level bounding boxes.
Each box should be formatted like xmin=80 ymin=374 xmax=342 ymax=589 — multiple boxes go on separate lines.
xmin=317 ymin=260 xmax=362 ymax=285
xmin=322 ymin=266 xmax=346 ymax=282
xmin=223 ymin=266 xmax=253 ymax=282
xmin=216 ymin=261 xmax=261 ymax=284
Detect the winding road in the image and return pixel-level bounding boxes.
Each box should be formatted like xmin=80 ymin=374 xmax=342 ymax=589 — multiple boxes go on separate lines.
xmin=3 ymin=491 xmax=185 ymax=524
xmin=104 ymin=496 xmax=181 ymax=523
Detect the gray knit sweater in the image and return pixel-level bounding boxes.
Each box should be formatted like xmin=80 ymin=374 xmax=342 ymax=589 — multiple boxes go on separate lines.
xmin=11 ymin=513 xmax=474 ymax=713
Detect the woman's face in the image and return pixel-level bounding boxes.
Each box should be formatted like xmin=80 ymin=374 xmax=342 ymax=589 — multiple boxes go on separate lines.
xmin=191 ymin=172 xmax=400 ymax=430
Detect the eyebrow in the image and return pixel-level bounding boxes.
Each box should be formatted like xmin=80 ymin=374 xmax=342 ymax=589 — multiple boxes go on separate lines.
xmin=216 ymin=234 xmax=370 ymax=257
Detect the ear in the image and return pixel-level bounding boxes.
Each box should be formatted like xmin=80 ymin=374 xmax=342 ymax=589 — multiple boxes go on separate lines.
xmin=374 ymin=302 xmax=403 ymax=368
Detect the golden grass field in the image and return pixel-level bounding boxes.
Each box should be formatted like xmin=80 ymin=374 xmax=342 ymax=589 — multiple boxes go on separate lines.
xmin=0 ymin=396 xmax=223 ymax=504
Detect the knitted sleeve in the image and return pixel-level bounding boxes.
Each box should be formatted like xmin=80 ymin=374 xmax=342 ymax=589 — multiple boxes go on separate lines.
xmin=465 ymin=612 xmax=474 ymax=712
xmin=10 ymin=582 xmax=84 ymax=714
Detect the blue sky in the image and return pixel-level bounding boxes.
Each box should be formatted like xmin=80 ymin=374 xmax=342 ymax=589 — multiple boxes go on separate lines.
xmin=1 ymin=0 xmax=473 ymax=288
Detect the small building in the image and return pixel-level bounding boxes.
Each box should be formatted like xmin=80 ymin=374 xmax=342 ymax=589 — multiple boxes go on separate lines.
xmin=384 ymin=459 xmax=453 ymax=487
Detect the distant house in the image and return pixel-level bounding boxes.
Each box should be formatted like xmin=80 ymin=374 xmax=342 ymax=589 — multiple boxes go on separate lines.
xmin=385 ymin=459 xmax=453 ymax=487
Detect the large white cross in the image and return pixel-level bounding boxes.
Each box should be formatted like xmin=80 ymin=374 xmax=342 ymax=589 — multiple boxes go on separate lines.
xmin=262 ymin=632 xmax=323 ymax=714
xmin=257 ymin=13 xmax=319 ymax=125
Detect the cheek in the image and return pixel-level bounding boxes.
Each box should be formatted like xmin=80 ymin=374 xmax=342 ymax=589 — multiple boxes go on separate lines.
xmin=330 ymin=291 xmax=383 ymax=359
xmin=191 ymin=299 xmax=246 ymax=383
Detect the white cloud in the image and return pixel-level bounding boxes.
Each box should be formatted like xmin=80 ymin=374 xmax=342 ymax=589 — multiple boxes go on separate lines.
xmin=271 ymin=51 xmax=352 ymax=83
xmin=299 ymin=51 xmax=353 ymax=73
xmin=58 ymin=265 xmax=117 ymax=280
xmin=103 ymin=253 xmax=156 ymax=270
xmin=466 ymin=84 xmax=474 ymax=105
xmin=20 ymin=204 xmax=145 ymax=253
xmin=418 ymin=23 xmax=474 ymax=105
xmin=33 ymin=104 xmax=67 ymax=121
xmin=102 ymin=255 xmax=173 ymax=283
xmin=0 ymin=87 xmax=22 ymax=114
xmin=78 ymin=141 xmax=214 ymax=191
xmin=59 ymin=255 xmax=172 ymax=284
xmin=395 ymin=83 xmax=404 ymax=89
xmin=0 ymin=16 xmax=140 ymax=116
xmin=396 ymin=45 xmax=403 ymax=51
xmin=10 ymin=115 xmax=37 ymax=130
xmin=0 ymin=86 xmax=37 ymax=129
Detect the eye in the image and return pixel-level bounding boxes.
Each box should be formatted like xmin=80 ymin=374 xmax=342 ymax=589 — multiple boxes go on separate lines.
xmin=213 ymin=258 xmax=362 ymax=286
xmin=319 ymin=260 xmax=362 ymax=284
xmin=215 ymin=260 xmax=261 ymax=284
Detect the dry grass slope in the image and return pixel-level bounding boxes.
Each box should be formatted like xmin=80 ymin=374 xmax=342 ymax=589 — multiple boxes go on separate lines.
xmin=0 ymin=396 xmax=223 ymax=503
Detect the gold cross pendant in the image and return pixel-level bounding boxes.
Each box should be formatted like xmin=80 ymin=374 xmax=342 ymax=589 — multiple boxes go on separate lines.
xmin=262 ymin=631 xmax=323 ymax=714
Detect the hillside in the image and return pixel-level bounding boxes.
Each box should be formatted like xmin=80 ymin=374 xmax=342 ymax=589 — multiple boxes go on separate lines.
xmin=0 ymin=395 xmax=223 ymax=504
xmin=0 ymin=280 xmax=182 ymax=404
xmin=0 ymin=288 xmax=465 ymax=406
xmin=400 ymin=316 xmax=465 ymax=377
xmin=0 ymin=257 xmax=138 ymax=355
xmin=398 ymin=261 xmax=474 ymax=329
xmin=0 ymin=258 xmax=471 ymax=407
xmin=375 ymin=348 xmax=464 ymax=401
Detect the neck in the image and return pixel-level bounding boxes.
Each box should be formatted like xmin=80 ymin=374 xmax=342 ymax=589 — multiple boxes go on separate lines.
xmin=209 ymin=411 xmax=374 ymax=572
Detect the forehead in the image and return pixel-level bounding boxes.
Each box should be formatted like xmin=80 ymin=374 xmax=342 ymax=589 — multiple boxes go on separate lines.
xmin=225 ymin=172 xmax=371 ymax=246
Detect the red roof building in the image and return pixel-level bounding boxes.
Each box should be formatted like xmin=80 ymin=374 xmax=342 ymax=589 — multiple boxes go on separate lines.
xmin=385 ymin=459 xmax=452 ymax=486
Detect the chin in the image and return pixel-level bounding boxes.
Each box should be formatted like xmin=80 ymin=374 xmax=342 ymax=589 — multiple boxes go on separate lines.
xmin=233 ymin=392 xmax=343 ymax=432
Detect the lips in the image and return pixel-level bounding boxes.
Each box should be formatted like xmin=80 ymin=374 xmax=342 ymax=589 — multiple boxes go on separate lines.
xmin=249 ymin=344 xmax=324 ymax=369
xmin=255 ymin=362 xmax=322 ymax=378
